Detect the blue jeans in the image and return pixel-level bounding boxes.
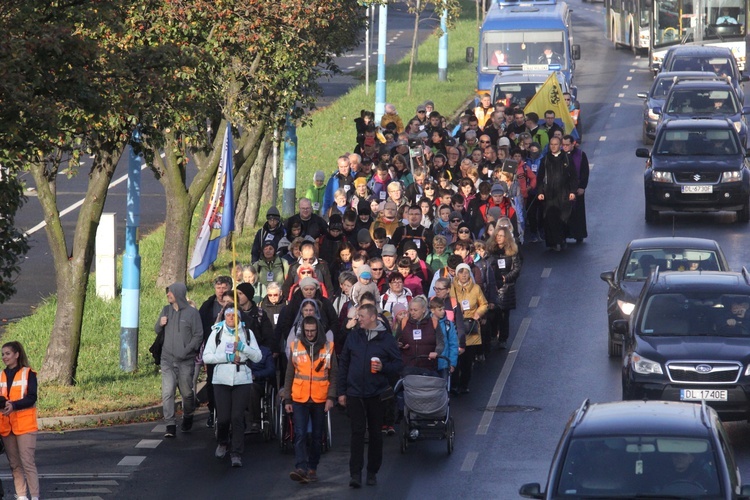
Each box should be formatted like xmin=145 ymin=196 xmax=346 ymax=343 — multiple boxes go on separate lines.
xmin=292 ymin=401 xmax=326 ymax=471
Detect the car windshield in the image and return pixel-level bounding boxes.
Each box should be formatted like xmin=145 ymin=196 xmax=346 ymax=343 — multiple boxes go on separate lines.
xmin=651 ymin=76 xmax=677 ymax=99
xmin=665 ymin=89 xmax=739 ymax=114
xmin=639 ymin=293 xmax=750 ymax=337
xmin=622 ymin=249 xmax=721 ymax=281
xmin=555 ymin=436 xmax=721 ymax=498
xmin=654 ymin=129 xmax=739 ymax=155
xmin=493 ymin=83 xmax=544 ymax=108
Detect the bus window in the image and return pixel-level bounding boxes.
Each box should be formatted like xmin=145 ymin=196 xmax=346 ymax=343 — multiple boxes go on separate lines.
xmin=482 ymin=31 xmax=567 ymax=69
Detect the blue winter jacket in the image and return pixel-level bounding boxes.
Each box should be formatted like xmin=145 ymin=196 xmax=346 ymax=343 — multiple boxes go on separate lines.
xmin=249 ymin=345 xmax=276 ymax=381
xmin=436 ymin=316 xmax=458 ymax=370
xmin=337 ymin=321 xmax=403 ymax=399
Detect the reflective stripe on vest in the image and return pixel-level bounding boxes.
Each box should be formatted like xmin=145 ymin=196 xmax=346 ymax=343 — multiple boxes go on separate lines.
xmin=0 ymin=367 xmax=38 ymax=436
xmin=290 ymin=341 xmax=333 ymax=403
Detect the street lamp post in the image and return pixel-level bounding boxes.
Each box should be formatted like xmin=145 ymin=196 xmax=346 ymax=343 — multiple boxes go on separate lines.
xmin=374 ymin=2 xmax=388 ymax=124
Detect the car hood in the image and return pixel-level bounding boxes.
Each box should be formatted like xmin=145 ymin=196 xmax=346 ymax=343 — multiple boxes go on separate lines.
xmin=635 ymin=335 xmax=750 ymax=362
xmin=620 ymin=280 xmax=646 ymax=303
xmin=650 ymin=156 xmax=743 ymax=171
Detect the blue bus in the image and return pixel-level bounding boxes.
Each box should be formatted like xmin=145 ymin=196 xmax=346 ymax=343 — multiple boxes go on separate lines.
xmin=476 ymin=0 xmax=581 ymax=93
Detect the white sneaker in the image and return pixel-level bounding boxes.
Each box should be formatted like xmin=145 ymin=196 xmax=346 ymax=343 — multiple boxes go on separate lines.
xmin=215 ymin=444 xmax=228 ymax=459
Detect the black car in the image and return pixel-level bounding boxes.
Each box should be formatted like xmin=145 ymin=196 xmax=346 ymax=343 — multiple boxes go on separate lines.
xmin=654 ymin=79 xmax=750 ymax=147
xmin=637 ymin=71 xmax=718 ymax=144
xmin=636 ymin=118 xmax=750 ymax=223
xmin=520 ymin=400 xmax=750 ymax=499
xmin=619 ymin=268 xmax=750 ymax=421
xmin=600 ymin=237 xmax=729 ymax=357
xmin=657 ymin=45 xmax=748 ymax=101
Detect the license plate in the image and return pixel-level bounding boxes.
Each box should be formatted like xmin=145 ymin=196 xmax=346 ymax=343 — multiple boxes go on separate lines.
xmin=681 ymin=185 xmax=713 ymax=194
xmin=680 ymin=389 xmax=727 ymax=401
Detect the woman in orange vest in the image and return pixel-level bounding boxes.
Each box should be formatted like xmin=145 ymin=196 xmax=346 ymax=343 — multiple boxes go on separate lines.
xmin=0 ymin=341 xmax=39 ymax=500
xmin=283 ymin=316 xmax=337 ymax=485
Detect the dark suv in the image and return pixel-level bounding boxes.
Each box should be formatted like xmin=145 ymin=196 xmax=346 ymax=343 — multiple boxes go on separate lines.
xmin=657 ymin=45 xmax=748 ymax=101
xmin=636 ymin=118 xmax=750 ymax=223
xmin=520 ymin=400 xmax=750 ymax=499
xmin=619 ymin=268 xmax=750 ymax=421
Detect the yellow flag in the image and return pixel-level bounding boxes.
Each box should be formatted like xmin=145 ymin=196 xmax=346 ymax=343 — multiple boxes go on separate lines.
xmin=524 ymin=73 xmax=576 ymax=136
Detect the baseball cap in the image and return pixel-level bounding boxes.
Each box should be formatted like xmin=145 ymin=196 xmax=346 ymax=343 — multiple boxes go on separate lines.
xmin=382 ymin=244 xmax=397 ymax=257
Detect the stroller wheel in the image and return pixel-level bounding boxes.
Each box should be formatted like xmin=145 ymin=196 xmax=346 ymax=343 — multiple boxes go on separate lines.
xmin=446 ymin=417 xmax=455 ymax=455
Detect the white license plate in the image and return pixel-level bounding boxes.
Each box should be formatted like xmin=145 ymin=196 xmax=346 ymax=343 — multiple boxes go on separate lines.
xmin=681 ymin=185 xmax=713 ymax=194
xmin=680 ymin=389 xmax=727 ymax=401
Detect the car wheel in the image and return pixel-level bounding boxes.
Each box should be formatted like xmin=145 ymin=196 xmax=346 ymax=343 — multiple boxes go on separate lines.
xmin=644 ymin=202 xmax=658 ymax=224
xmin=608 ymin=335 xmax=622 ymax=357
xmin=737 ymin=199 xmax=750 ymax=223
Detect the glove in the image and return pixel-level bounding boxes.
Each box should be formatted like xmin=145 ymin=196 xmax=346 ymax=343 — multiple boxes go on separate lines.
xmin=237 ymin=340 xmax=246 ymax=352
xmin=227 ymin=353 xmax=235 ymax=363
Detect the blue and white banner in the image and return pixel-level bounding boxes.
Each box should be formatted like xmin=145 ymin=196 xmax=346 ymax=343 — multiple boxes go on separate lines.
xmin=188 ymin=122 xmax=235 ymax=279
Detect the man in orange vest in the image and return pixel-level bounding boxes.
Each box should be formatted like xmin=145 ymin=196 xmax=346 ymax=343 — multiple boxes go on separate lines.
xmin=284 ymin=316 xmax=337 ymax=485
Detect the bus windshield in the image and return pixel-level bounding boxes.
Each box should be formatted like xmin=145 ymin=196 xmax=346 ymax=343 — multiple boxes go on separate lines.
xmin=482 ymin=30 xmax=567 ymax=70
xmin=653 ymin=0 xmax=746 ymax=48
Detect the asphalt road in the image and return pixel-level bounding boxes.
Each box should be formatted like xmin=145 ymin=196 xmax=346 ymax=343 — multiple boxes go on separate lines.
xmin=13 ymin=1 xmax=750 ymax=499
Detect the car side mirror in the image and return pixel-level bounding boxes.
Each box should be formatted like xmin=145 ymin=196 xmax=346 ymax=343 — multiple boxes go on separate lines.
xmin=652 ymin=106 xmax=662 ymax=115
xmin=741 ymin=74 xmax=750 ymax=83
xmin=519 ymin=483 xmax=544 ymax=499
xmin=739 ymin=484 xmax=750 ymax=498
xmin=600 ymin=270 xmax=616 ymax=287
xmin=465 ymin=47 xmax=474 ymax=63
xmin=636 ymin=92 xmax=648 ymax=99
xmin=613 ymin=319 xmax=629 ymax=335
xmin=572 ymin=44 xmax=581 ymax=60
xmin=742 ymin=106 xmax=750 ymax=115
xmin=635 ymin=148 xmax=650 ymax=158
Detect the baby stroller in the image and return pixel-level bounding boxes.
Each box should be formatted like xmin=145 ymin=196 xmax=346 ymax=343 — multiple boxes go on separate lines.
xmin=396 ymin=355 xmax=455 ymax=455
xmin=277 ymin=390 xmax=333 ymax=453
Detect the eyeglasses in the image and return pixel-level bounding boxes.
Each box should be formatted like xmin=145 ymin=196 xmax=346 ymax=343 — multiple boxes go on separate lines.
xmin=417 ymin=110 xmax=426 ymax=114
xmin=434 ymin=287 xmax=447 ymax=291
xmin=371 ymin=267 xmax=383 ymax=271
xmin=424 ymin=186 xmax=434 ymax=190
xmin=564 ymin=98 xmax=571 ymax=102
xmin=267 ymin=293 xmax=280 ymax=297
xmin=300 ymin=271 xmax=313 ymax=276
xmin=450 ymin=218 xmax=461 ymax=223
xmin=458 ymin=229 xmax=471 ymax=234
xmin=479 ymin=140 xmax=490 ymax=144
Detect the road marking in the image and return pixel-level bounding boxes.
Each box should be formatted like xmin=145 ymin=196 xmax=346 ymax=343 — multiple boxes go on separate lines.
xmin=135 ymin=439 xmax=162 ymax=449
xmin=541 ymin=268 xmax=551 ymax=278
xmin=355 ymin=62 xmax=362 ymax=66
xmin=629 ymin=69 xmax=636 ymax=73
xmin=0 ymin=473 xmax=129 ymax=479
xmin=23 ymin=162 xmax=150 ymax=237
xmin=58 ymin=480 xmax=120 ymax=486
xmin=151 ymin=424 xmax=166 ymax=433
xmin=599 ymin=136 xmax=607 ymax=141
xmin=622 ymin=84 xmax=629 ymax=89
xmin=117 ymin=456 xmax=146 ymax=466
xmin=461 ymin=451 xmax=479 ymax=472
xmin=476 ymin=318 xmax=532 ymax=435
xmin=609 ymin=112 xmax=617 ymax=118
xmin=626 ymin=76 xmax=632 ymax=81
xmin=529 ymin=296 xmax=540 ymax=308
xmin=614 ymin=103 xmax=621 ymax=107
xmin=618 ymin=93 xmax=624 ymax=97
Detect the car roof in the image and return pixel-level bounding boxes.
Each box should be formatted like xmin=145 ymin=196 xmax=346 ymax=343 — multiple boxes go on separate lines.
xmin=665 ymin=45 xmax=734 ymax=57
xmin=661 ymin=117 xmax=735 ymax=130
xmin=657 ymin=71 xmax=719 ymax=80
xmin=651 ymin=270 xmax=750 ymax=291
xmin=668 ymin=79 xmax=735 ymax=90
xmin=627 ymin=237 xmax=721 ymax=251
xmin=572 ymin=401 xmax=713 ymax=438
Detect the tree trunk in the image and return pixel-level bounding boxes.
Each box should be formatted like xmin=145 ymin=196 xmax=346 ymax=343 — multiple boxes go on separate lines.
xmin=232 ymin=124 xmax=266 ymax=236
xmin=32 ymin=145 xmax=124 ymax=385
xmin=407 ymin=0 xmax=421 ymax=97
xmin=244 ymin=135 xmax=273 ymax=231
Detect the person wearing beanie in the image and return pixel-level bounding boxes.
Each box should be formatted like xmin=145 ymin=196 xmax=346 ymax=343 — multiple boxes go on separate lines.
xmin=357 ymin=228 xmax=379 ymax=259
xmin=369 ymin=199 xmax=402 ymax=241
xmin=318 ymin=213 xmax=346 ymax=267
xmin=350 ymin=264 xmax=380 ymax=306
xmin=350 ymin=176 xmax=373 ymax=215
xmin=355 ymin=199 xmax=374 ymax=233
xmin=449 ymin=262 xmax=488 ymax=394
xmin=250 ymin=206 xmax=286 ymax=263
xmin=305 ymin=170 xmax=328 ymax=216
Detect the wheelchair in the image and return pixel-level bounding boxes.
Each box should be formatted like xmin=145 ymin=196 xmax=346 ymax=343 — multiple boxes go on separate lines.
xmin=242 ymin=378 xmax=276 ymax=441
xmin=277 ymin=390 xmax=332 ymax=453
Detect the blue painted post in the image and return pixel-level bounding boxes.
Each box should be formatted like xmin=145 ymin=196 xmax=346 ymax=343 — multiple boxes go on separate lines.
xmin=120 ymin=141 xmax=142 ymax=372
xmin=374 ymin=2 xmax=388 ymax=124
xmin=438 ymin=5 xmax=448 ymax=82
xmin=282 ymin=115 xmax=297 ymax=217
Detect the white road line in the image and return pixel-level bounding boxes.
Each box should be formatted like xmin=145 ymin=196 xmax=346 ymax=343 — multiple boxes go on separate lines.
xmin=622 ymin=84 xmax=629 ymax=89
xmin=626 ymin=76 xmax=632 ymax=81
xmin=618 ymin=93 xmax=625 ymax=98
xmin=135 ymin=439 xmax=162 ymax=449
xmin=529 ymin=296 xmax=540 ymax=308
xmin=629 ymin=69 xmax=636 ymax=73
xmin=0 ymin=473 xmax=129 ymax=479
xmin=599 ymin=136 xmax=607 ymax=141
xmin=541 ymin=268 xmax=551 ymax=278
xmin=614 ymin=103 xmax=621 ymax=107
xmin=23 ymin=162 xmax=150 ymax=237
xmin=476 ymin=317 xmax=532 ymax=435
xmin=355 ymin=62 xmax=362 ymax=66
xmin=461 ymin=451 xmax=479 ymax=472
xmin=117 ymin=456 xmax=146 ymax=466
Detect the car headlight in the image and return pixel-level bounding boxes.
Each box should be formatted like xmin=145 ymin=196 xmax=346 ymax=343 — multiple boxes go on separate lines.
xmin=734 ymin=121 xmax=742 ymax=133
xmin=744 ymin=364 xmax=750 ymax=376
xmin=632 ymin=353 xmax=663 ymax=375
xmin=617 ymin=299 xmax=635 ymax=316
xmin=647 ymin=109 xmax=660 ymax=120
xmin=722 ymin=170 xmax=742 ymax=183
xmin=651 ymin=171 xmax=673 ymax=183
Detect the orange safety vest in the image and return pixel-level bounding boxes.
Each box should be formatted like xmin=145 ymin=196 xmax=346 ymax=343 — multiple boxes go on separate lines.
xmin=0 ymin=367 xmax=38 ymax=436
xmin=290 ymin=340 xmax=333 ymax=404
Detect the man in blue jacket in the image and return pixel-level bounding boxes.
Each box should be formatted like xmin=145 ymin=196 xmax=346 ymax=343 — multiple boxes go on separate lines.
xmin=322 ymin=155 xmax=355 ymax=215
xmin=337 ymin=303 xmax=403 ymax=488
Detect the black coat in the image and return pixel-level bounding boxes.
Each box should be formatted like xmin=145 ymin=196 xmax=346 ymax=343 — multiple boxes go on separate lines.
xmin=337 ymin=325 xmax=403 ymax=399
xmin=489 ymin=249 xmax=522 ymax=310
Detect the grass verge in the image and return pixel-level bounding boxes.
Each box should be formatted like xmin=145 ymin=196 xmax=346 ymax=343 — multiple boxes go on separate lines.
xmin=4 ymin=0 xmax=479 ymax=419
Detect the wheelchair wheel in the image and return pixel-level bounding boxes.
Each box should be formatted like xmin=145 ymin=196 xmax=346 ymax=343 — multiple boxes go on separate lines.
xmin=400 ymin=423 xmax=409 ymax=454
xmin=278 ymin=399 xmax=290 ymax=452
xmin=446 ymin=417 xmax=455 ymax=455
xmin=322 ymin=411 xmax=332 ymax=452
xmin=262 ymin=385 xmax=276 ymax=441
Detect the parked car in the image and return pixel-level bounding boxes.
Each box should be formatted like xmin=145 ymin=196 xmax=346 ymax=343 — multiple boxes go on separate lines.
xmin=638 ymin=71 xmax=726 ymax=144
xmin=636 ymin=117 xmax=750 ymax=223
xmin=618 ymin=267 xmax=750 ymax=422
xmin=600 ymin=237 xmax=729 ymax=356
xmin=520 ymin=400 xmax=750 ymax=499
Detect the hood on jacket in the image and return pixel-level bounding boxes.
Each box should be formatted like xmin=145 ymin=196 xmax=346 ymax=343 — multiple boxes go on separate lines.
xmin=168 ymin=282 xmax=191 ymax=310
xmin=292 ymin=298 xmax=322 ymax=329
xmin=454 ymin=263 xmax=476 ymax=285
xmin=297 ymin=317 xmax=328 ymax=353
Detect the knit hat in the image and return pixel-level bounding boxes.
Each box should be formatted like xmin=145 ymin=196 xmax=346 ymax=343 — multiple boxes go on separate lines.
xmin=449 ymin=211 xmax=463 ymax=221
xmin=299 ymin=277 xmax=319 ymax=289
xmin=358 ymin=228 xmax=372 ymax=244
xmin=358 ymin=264 xmax=372 ymax=280
xmin=424 ymin=100 xmax=434 ymax=108
xmin=314 ymin=170 xmax=326 ymax=182
xmin=391 ymin=303 xmax=407 ymax=317
xmin=266 ymin=206 xmax=280 ymax=219
xmin=382 ymin=244 xmax=397 ymax=257
xmin=416 ymin=104 xmax=427 ymax=112
xmin=236 ymin=282 xmax=255 ymax=301
xmin=403 ymin=240 xmax=419 ymax=254
xmin=354 ymin=177 xmax=367 ymax=187
xmin=328 ymin=213 xmax=343 ymax=231
xmin=455 ymin=263 xmax=472 ymax=275
xmin=491 ymin=183 xmax=507 ymax=196
xmin=487 ymin=206 xmax=502 ymax=221
xmin=357 ymin=199 xmax=371 ymax=216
